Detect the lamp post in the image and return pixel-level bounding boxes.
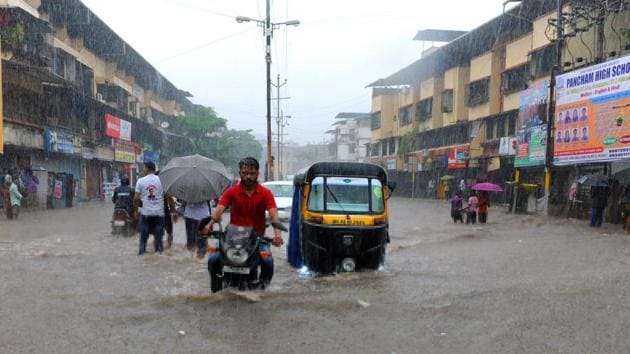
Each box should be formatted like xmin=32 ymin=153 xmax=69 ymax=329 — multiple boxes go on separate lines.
xmin=236 ymin=4 xmax=299 ymax=181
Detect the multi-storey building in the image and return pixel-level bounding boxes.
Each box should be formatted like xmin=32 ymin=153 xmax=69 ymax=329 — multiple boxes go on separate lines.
xmin=366 ymin=0 xmax=630 ymax=208
xmin=0 ymin=0 xmax=194 ymax=207
xmin=327 ymin=112 xmax=371 ymax=162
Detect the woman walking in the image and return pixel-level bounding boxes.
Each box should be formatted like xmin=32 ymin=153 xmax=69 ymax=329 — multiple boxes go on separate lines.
xmin=466 ymin=191 xmax=478 ymax=225
xmin=478 ymin=191 xmax=489 ymax=224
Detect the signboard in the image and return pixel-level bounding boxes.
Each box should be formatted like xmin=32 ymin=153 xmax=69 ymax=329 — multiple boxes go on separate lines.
xmin=44 ymin=129 xmax=79 ymax=155
xmin=53 ymin=180 xmax=63 ymax=199
xmin=488 ymin=157 xmax=501 ymax=172
xmin=447 ymin=146 xmax=469 ymax=169
xmin=499 ymin=137 xmax=517 ymax=155
xmin=114 ymin=140 xmax=136 ymax=163
xmin=554 ymin=54 xmax=630 ymax=165
xmin=386 ymin=159 xmax=396 ymax=170
xmin=105 ymin=114 xmax=132 ymax=141
xmin=515 ymin=80 xmax=548 ymax=167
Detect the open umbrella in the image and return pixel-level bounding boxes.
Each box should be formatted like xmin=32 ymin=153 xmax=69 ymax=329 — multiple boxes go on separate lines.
xmin=578 ymin=174 xmax=609 ymax=187
xmin=159 ymin=154 xmax=230 ymax=203
xmin=472 ymin=182 xmax=503 ymax=192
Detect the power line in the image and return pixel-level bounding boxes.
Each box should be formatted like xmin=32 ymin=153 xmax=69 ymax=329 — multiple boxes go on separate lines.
xmin=160 ymin=0 xmax=237 ymax=19
xmin=156 ymin=29 xmax=255 ymax=63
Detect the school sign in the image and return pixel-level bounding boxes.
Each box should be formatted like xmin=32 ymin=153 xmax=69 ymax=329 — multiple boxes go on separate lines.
xmin=553 ymin=54 xmax=630 ymax=165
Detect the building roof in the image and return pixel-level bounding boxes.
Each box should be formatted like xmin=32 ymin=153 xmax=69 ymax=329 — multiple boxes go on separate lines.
xmin=335 ymin=112 xmax=372 ymax=119
xmin=367 ymin=0 xmax=555 ymax=88
xmin=413 ymin=29 xmax=467 ymax=42
xmin=40 ymin=0 xmax=192 ymax=106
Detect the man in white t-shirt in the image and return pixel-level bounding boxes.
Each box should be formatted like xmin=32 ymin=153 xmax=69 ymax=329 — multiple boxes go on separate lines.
xmin=134 ymin=162 xmax=175 ymax=255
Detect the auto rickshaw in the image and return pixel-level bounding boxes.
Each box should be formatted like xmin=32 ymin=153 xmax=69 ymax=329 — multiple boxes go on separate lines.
xmin=288 ymin=162 xmax=395 ymax=274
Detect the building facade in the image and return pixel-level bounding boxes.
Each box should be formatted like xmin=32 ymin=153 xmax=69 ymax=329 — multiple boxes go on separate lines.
xmin=0 ymin=0 xmax=194 ymax=208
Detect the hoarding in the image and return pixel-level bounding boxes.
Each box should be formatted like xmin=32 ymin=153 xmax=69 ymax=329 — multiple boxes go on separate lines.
xmin=114 ymin=140 xmax=136 ymax=163
xmin=515 ymin=80 xmax=548 ymax=167
xmin=105 ymin=114 xmax=132 ymax=141
xmin=554 ymin=54 xmax=630 ymax=165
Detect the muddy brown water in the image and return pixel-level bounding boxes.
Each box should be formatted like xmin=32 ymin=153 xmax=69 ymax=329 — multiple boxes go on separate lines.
xmin=2 ymin=199 xmax=630 ymax=353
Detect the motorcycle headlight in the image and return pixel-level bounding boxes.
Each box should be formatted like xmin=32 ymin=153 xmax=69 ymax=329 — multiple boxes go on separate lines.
xmin=226 ymin=248 xmax=249 ymax=265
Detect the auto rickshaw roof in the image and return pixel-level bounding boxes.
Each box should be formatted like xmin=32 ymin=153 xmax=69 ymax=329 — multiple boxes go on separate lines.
xmin=293 ymin=162 xmax=388 ymax=186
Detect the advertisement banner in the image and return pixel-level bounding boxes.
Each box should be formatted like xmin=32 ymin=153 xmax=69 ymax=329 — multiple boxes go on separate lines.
xmin=53 ymin=180 xmax=63 ymax=199
xmin=114 ymin=140 xmax=136 ymax=163
xmin=515 ymin=80 xmax=549 ymax=167
xmin=446 ymin=145 xmax=469 ymax=169
xmin=499 ymin=137 xmax=517 ymax=155
xmin=554 ymin=54 xmax=630 ymax=165
xmin=105 ymin=114 xmax=132 ymax=141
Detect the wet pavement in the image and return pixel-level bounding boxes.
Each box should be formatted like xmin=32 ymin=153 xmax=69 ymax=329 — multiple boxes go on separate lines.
xmin=1 ymin=198 xmax=630 ymax=353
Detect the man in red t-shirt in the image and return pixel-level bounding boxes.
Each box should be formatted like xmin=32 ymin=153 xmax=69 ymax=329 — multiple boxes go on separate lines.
xmin=202 ymin=157 xmax=283 ymax=283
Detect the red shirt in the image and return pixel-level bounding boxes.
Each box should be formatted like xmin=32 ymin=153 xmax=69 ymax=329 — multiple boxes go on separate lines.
xmin=218 ymin=182 xmax=277 ymax=235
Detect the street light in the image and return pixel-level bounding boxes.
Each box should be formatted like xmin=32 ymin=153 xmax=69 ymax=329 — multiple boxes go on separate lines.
xmin=236 ymin=1 xmax=299 ymax=181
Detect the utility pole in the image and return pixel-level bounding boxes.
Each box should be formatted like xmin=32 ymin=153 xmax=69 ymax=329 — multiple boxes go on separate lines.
xmin=544 ymin=0 xmax=565 ymax=215
xmin=265 ymin=0 xmax=273 ymax=181
xmin=271 ymin=74 xmax=288 ymax=179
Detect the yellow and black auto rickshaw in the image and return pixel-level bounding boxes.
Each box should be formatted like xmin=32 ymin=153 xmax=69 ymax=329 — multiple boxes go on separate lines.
xmin=287 ymin=162 xmax=395 ymax=274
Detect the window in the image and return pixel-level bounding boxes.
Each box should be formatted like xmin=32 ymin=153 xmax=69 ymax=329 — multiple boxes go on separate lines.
xmin=486 ymin=119 xmax=495 ymax=140
xmin=348 ymin=143 xmax=356 ymax=154
xmin=441 ymin=90 xmax=453 ymax=113
xmin=371 ymin=142 xmax=380 ymax=157
xmin=381 ymin=140 xmax=388 ymax=156
xmin=529 ymin=45 xmax=556 ymax=79
xmin=400 ymin=105 xmax=412 ymax=126
xmin=388 ymin=137 xmax=396 ymax=155
xmin=416 ymin=98 xmax=433 ymax=121
xmin=371 ymin=112 xmax=381 ymax=130
xmin=307 ymin=177 xmax=384 ymax=213
xmin=496 ymin=117 xmax=506 ymax=138
xmin=502 ymin=65 xmax=529 ymax=95
xmin=465 ymin=78 xmax=490 ymax=107
xmin=508 ymin=116 xmax=516 ymax=136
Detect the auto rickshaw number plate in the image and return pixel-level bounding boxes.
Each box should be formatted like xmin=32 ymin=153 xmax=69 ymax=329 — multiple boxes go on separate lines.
xmin=330 ymin=218 xmax=366 ymax=226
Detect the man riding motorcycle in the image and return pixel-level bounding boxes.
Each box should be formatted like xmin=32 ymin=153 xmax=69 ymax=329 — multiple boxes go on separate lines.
xmin=112 ymin=175 xmax=134 ymax=215
xmin=202 ymin=157 xmax=283 ymax=285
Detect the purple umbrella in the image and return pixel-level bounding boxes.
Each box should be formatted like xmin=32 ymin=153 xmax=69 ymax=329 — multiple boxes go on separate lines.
xmin=472 ymin=182 xmax=503 ymax=192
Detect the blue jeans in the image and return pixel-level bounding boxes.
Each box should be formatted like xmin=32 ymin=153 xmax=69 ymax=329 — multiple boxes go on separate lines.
xmin=139 ymin=215 xmax=165 ymax=254
xmin=208 ymin=242 xmax=274 ymax=282
xmin=590 ymin=207 xmax=604 ymax=227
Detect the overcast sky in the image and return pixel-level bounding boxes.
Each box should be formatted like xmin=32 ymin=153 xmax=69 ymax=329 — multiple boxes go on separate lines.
xmin=81 ymin=0 xmax=511 ymax=144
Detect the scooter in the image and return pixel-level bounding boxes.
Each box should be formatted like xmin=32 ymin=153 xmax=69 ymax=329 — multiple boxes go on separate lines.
xmin=111 ymin=208 xmax=135 ymax=236
xmin=207 ymin=222 xmax=288 ymax=293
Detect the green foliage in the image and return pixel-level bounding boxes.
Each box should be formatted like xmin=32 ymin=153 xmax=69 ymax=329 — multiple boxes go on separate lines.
xmin=397 ymin=129 xmax=417 ymax=159
xmin=173 ymin=104 xmax=262 ymax=172
xmin=622 ymin=28 xmax=630 ymax=42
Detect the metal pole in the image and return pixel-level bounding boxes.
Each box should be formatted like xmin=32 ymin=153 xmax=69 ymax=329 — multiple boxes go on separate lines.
xmin=544 ymin=0 xmax=564 ymax=215
xmin=265 ymin=0 xmax=273 ymax=181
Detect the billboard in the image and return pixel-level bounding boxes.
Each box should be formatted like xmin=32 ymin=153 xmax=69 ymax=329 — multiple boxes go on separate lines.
xmin=554 ymin=54 xmax=630 ymax=165
xmin=105 ymin=114 xmax=132 ymax=141
xmin=515 ymin=80 xmax=548 ymax=167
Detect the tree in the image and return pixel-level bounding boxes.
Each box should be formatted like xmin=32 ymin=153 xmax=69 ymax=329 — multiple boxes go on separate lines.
xmin=173 ymin=104 xmax=262 ymax=172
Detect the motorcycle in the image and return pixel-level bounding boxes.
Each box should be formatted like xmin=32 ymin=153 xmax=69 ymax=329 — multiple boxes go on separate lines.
xmin=207 ymin=222 xmax=288 ymax=293
xmin=111 ymin=208 xmax=135 ymax=236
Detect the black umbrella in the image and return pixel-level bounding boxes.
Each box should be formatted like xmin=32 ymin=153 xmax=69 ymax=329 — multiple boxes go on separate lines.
xmin=159 ymin=154 xmax=230 ymax=203
xmin=578 ymin=174 xmax=609 ymax=187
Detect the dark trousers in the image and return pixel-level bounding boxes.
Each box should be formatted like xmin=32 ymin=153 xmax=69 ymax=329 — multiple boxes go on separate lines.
xmin=479 ymin=212 xmax=487 ymax=224
xmin=6 ymin=205 xmax=19 ymax=219
xmin=185 ymin=217 xmax=207 ymax=253
xmin=467 ymin=211 xmax=477 ymax=224
xmin=590 ymin=207 xmax=604 ymax=227
xmin=139 ymin=215 xmax=165 ymax=254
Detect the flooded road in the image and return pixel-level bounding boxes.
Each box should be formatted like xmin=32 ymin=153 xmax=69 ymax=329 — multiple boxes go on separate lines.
xmin=2 ymin=198 xmax=630 ymax=353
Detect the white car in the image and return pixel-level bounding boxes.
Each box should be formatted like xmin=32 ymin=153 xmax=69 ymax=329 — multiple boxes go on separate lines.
xmin=262 ymin=181 xmax=294 ymax=222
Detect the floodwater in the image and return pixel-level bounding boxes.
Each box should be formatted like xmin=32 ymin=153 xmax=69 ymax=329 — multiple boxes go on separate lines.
xmin=2 ymin=198 xmax=630 ymax=353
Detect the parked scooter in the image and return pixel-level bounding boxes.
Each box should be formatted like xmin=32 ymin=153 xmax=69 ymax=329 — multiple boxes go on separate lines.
xmin=207 ymin=222 xmax=288 ymax=293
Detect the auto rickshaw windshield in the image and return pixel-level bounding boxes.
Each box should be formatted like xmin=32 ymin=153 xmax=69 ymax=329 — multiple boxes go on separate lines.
xmin=307 ymin=177 xmax=384 ymax=213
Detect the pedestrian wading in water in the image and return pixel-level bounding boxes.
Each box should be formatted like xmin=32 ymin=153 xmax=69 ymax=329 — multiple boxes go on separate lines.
xmin=450 ymin=190 xmax=464 ymax=223
xmin=466 ymin=191 xmax=478 ymax=225
xmin=478 ymin=191 xmax=489 ymax=224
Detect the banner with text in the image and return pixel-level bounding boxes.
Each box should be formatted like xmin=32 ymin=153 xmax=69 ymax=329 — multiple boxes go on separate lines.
xmin=105 ymin=114 xmax=132 ymax=141
xmin=554 ymin=54 xmax=630 ymax=165
xmin=515 ymin=80 xmax=548 ymax=167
